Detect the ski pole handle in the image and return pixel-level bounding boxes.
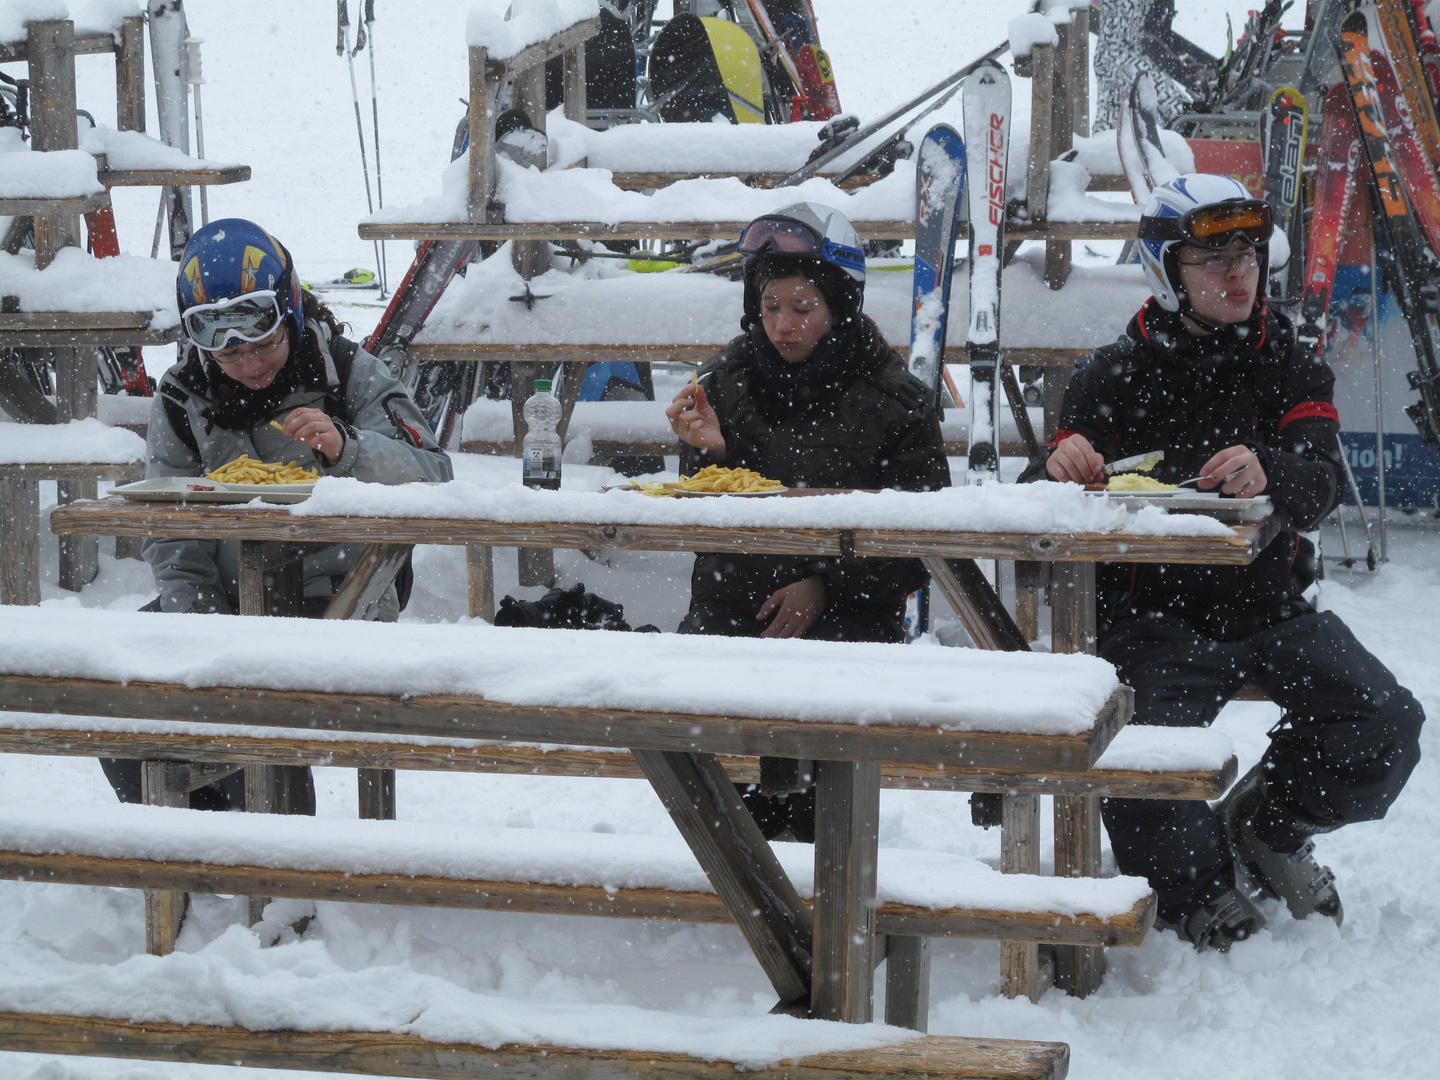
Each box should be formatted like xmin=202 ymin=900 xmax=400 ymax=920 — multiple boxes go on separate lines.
xmin=183 ymin=37 xmax=203 ymax=87
xmin=337 ymin=0 xmax=349 ymax=56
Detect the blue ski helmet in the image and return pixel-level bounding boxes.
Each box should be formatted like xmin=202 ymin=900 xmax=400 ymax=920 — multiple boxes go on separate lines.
xmin=176 ymin=218 xmax=303 ymax=349
xmin=1137 ymin=174 xmax=1273 ymax=314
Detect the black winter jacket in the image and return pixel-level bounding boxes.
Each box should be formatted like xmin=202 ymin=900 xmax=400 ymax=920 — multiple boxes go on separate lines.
xmin=1019 ymin=299 xmax=1344 ymax=641
xmin=680 ymin=315 xmax=950 ymax=636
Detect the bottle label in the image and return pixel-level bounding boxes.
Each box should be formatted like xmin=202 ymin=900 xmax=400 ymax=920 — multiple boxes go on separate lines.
xmin=523 ymin=447 xmax=561 ymax=489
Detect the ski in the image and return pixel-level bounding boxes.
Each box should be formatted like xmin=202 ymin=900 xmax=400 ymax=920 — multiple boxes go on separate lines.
xmin=1408 ymin=0 xmax=1440 ymax=102
xmin=146 ymin=0 xmax=194 ymax=260
xmin=1116 ymin=73 xmax=1179 ymax=264
xmin=1262 ymin=85 xmax=1308 ymax=309
xmin=962 ymin=59 xmax=1010 ymax=482
xmin=1333 ymin=8 xmax=1440 ymax=445
xmin=906 ymin=124 xmax=966 ymax=406
xmin=1298 ymin=83 xmax=1363 ymax=350
xmin=1373 ymin=49 xmax=1440 ymax=254
xmin=84 ymin=203 xmax=151 ymax=396
xmin=1375 ymin=0 xmax=1440 ymax=169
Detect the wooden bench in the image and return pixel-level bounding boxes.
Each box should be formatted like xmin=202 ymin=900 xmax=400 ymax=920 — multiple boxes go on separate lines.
xmin=0 ymin=1012 xmax=1073 ymax=1080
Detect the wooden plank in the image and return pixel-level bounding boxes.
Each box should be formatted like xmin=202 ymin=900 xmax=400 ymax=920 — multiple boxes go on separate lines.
xmin=562 ymin=45 xmax=586 ymax=125
xmin=884 ymin=936 xmax=931 ymax=1032
xmin=0 ymin=674 xmax=1132 ymax=773
xmin=47 ymin=498 xmax=1275 ymax=566
xmin=53 ymin=346 xmax=99 ymax=593
xmin=358 ymin=220 xmax=1140 ymax=243
xmin=0 ymin=191 xmax=108 ymax=216
xmin=0 ymin=726 xmax=1237 ymax=801
xmin=1072 ymin=9 xmax=1090 ymax=138
xmin=408 ymin=343 xmax=1091 ymax=368
xmin=0 ymin=359 xmax=59 ymax=423
xmin=1026 ymin=42 xmax=1054 ymax=225
xmin=484 ymin=17 xmax=601 ymax=81
xmin=811 ymin=759 xmax=881 ymax=1022
xmin=28 ymin=20 xmax=80 ymax=263
xmin=1000 ymin=794 xmax=1042 ymax=1002
xmin=468 ymin=45 xmax=492 ymax=223
xmin=0 ymin=848 xmax=1155 ymax=947
xmin=140 ymin=760 xmax=189 ymax=956
xmin=97 ymin=165 xmax=252 ymax=187
xmin=609 ymin=170 xmax=885 ymax=191
xmin=0 ymin=311 xmax=149 ymax=330
xmin=0 ymin=325 xmax=183 ymax=349
xmin=73 ymin=32 xmax=121 ymax=56
xmin=0 ymin=462 xmax=141 ymax=482
xmin=0 ymin=478 xmax=41 ymax=605
xmin=466 ymin=544 xmax=497 ymax=621
xmin=115 ymin=15 xmax=145 ymax=132
xmin=0 ymin=1012 xmax=1072 ymax=1080
xmin=922 ymin=558 xmax=1031 ymax=652
xmin=632 ymin=749 xmax=813 ymax=1005
xmin=321 ymin=542 xmax=412 ymax=621
xmin=357 ymin=768 xmax=396 ymax=821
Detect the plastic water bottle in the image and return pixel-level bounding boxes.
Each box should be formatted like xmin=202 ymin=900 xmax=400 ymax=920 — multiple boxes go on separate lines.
xmin=521 ymin=378 xmax=562 ymax=491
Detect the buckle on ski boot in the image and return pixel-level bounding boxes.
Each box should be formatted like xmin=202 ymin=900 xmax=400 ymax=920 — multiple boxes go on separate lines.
xmin=1156 ymin=888 xmax=1266 ymax=953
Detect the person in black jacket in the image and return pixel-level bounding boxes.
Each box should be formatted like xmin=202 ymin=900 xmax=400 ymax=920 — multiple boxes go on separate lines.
xmin=666 ymin=201 xmax=950 ymax=837
xmin=1023 ymin=175 xmax=1424 ymax=951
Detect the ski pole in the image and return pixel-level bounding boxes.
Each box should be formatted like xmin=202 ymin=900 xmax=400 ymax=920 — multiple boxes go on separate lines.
xmin=184 ymin=36 xmax=208 ymax=225
xmin=364 ymin=0 xmax=388 ymax=297
xmin=338 ymin=1 xmax=384 ymax=286
xmin=1335 ymin=432 xmax=1379 ymax=571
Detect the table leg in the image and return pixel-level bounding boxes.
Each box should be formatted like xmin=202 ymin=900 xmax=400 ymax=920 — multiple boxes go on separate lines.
xmin=631 ymin=748 xmax=812 ymax=1007
xmin=883 ymin=935 xmax=931 ymax=1031
xmin=1050 ymin=561 xmax=1105 ymax=997
xmin=812 ymin=759 xmax=880 ymax=1023
xmin=141 ymin=760 xmax=189 ymax=955
xmin=56 ymin=478 xmax=98 ymax=592
xmin=0 ymin=477 xmax=41 ymax=605
xmin=921 ymin=557 xmax=1029 ymax=652
xmin=357 ymin=768 xmax=396 ymax=820
xmin=466 ymin=544 xmax=496 ymax=621
xmin=54 ymin=347 xmax=99 ymax=592
xmin=321 ymin=543 xmax=412 ymax=621
xmin=1000 ymin=793 xmax=1046 ymax=1002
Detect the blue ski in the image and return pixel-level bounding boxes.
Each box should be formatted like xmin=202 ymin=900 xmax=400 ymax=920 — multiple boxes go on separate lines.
xmin=907 ymin=123 xmax=967 ymax=405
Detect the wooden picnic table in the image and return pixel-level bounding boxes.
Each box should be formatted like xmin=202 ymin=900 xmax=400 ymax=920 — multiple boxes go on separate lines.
xmin=50 ymin=490 xmax=1276 ymax=1002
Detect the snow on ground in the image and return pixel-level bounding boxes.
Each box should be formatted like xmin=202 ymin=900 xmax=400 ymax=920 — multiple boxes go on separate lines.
xmin=3 ymin=1 xmax=1436 ymax=1078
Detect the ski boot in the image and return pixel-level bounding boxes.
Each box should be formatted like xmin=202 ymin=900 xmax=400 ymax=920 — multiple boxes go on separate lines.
xmin=1221 ymin=764 xmax=1344 ymax=924
xmin=1155 ymin=888 xmax=1266 ymax=952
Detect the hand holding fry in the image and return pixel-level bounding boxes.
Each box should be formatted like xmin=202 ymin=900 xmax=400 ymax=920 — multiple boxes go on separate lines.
xmin=279 ymin=407 xmax=344 ymax=464
xmin=666 ymin=381 xmax=725 ymax=455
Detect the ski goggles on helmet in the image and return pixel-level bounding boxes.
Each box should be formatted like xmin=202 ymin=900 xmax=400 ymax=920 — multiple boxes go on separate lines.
xmin=737 ymin=214 xmax=865 ymax=275
xmin=182 ymin=291 xmax=284 ymax=352
xmin=1138 ymin=199 xmax=1273 ymax=251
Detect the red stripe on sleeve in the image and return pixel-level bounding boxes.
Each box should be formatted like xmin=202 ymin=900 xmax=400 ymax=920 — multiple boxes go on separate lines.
xmin=1278 ymin=401 xmax=1340 ymax=431
xmin=1047 ymin=428 xmax=1081 ymax=449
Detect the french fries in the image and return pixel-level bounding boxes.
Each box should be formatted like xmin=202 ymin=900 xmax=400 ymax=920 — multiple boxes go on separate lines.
xmin=204 ymin=454 xmax=319 ymax=485
xmin=633 ymin=465 xmax=783 ymax=497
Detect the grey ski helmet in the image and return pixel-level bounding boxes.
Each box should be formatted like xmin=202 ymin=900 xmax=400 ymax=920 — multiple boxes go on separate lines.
xmin=739 ymin=201 xmax=866 ymax=330
xmin=1137 ymin=173 xmax=1273 ymax=315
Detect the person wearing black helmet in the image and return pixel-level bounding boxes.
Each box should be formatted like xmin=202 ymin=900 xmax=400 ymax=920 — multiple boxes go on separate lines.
xmin=1022 ymin=175 xmax=1424 ymax=952
xmin=666 ymin=201 xmax=949 ymax=840
xmin=99 ymin=219 xmax=453 ymax=816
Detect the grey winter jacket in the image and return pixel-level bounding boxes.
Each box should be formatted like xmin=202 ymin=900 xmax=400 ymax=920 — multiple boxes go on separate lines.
xmin=143 ymin=323 xmax=453 ymax=615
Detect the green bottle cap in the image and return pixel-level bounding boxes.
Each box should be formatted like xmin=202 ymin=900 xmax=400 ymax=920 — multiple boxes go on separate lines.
xmin=534 ymin=379 xmax=552 ymax=392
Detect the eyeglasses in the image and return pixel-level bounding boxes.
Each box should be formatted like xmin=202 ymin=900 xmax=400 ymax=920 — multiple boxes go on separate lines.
xmin=1177 ymin=250 xmax=1260 ymax=275
xmin=209 ymin=329 xmax=288 ymax=364
xmin=1138 ymin=199 xmax=1273 ymax=250
xmin=183 ymin=290 xmax=284 ymax=352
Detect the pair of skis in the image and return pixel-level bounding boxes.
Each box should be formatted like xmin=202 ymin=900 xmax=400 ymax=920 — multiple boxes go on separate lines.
xmin=906 ymin=59 xmax=1036 ymax=484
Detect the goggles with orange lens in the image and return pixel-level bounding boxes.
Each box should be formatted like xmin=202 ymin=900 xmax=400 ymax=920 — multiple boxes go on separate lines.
xmin=1138 ymin=199 xmax=1273 ymax=250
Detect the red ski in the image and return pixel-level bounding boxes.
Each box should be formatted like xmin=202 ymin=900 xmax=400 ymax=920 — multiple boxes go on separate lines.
xmin=1298 ymin=83 xmax=1362 ymax=349
xmin=84 ymin=202 xmax=151 ymax=396
xmin=1373 ymin=48 xmax=1440 ymax=254
xmin=1375 ymin=0 xmax=1440 ymax=168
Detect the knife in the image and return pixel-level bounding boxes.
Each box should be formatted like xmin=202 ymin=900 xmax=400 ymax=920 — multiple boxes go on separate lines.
xmin=1104 ymin=450 xmax=1165 ymax=476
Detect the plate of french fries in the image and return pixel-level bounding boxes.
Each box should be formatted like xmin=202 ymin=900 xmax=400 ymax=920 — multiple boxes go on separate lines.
xmin=623 ymin=465 xmax=785 ymax=498
xmin=112 ymin=455 xmax=319 ymax=504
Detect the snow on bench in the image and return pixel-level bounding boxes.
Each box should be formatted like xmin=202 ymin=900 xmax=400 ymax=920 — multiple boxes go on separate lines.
xmin=0 ymin=416 xmax=144 ymax=464
xmin=0 ymin=607 xmax=1127 ymax=766
xmin=0 ymin=246 xmax=179 ymax=326
xmin=412 ymin=246 xmax=1150 ymax=353
xmin=0 ymin=709 xmax=1238 ymax=800
xmin=0 ymin=146 xmax=103 ymax=198
xmin=0 ymin=800 xmax=1156 ymax=946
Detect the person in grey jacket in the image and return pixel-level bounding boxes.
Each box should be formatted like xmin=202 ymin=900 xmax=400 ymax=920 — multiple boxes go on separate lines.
xmin=101 ymin=218 xmax=452 ymax=814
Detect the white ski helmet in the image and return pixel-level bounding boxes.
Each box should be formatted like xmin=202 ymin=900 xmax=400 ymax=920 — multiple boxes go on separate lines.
xmin=737 ymin=201 xmax=866 ymax=283
xmin=1137 ymin=173 xmax=1273 ymax=314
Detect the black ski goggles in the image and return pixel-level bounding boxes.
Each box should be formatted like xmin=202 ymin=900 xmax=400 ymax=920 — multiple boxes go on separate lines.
xmin=1138 ymin=199 xmax=1273 ymax=251
xmin=737 ymin=215 xmax=865 ymax=275
xmin=182 ymin=291 xmax=285 ymax=352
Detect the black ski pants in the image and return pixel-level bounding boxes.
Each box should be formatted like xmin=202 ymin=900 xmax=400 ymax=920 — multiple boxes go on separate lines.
xmin=1099 ymin=610 xmax=1424 ymax=923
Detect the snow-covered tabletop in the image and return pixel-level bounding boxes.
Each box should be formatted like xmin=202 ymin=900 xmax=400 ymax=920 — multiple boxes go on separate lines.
xmin=416 ymin=244 xmax=1150 ymax=350
xmin=0 ymin=606 xmax=1120 ymax=736
xmin=0 ymin=417 xmax=144 ymax=464
xmin=466 ymin=0 xmax=597 ymax=60
xmin=0 ymin=147 xmax=102 ymax=199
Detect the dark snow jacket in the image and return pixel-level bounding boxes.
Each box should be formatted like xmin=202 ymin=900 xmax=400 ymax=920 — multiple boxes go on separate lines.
xmin=680 ymin=314 xmax=950 ymax=638
xmin=144 ymin=323 xmax=453 ymax=616
xmin=1019 ymin=299 xmax=1344 ymax=641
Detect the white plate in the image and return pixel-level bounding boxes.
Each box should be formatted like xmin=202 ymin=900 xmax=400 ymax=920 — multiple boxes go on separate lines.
xmin=111 ymin=476 xmax=316 ymax=504
xmin=671 ymin=487 xmax=787 ymax=497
